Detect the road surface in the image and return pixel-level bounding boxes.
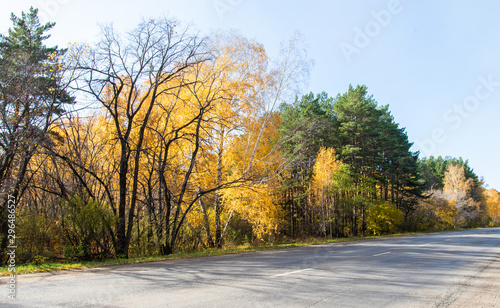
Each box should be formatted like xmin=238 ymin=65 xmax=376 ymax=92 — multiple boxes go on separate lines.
xmin=1 ymin=228 xmax=500 ymax=307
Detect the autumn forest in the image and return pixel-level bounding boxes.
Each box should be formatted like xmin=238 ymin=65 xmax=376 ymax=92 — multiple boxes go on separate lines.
xmin=1 ymin=8 xmax=499 ymax=263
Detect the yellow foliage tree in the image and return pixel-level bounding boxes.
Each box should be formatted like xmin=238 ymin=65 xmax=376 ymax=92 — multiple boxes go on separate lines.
xmin=221 ymin=182 xmax=282 ymax=240
xmin=443 ymin=164 xmax=481 ymax=227
xmin=485 ymin=189 xmax=500 ymax=225
xmin=311 ymin=147 xmax=342 ymax=236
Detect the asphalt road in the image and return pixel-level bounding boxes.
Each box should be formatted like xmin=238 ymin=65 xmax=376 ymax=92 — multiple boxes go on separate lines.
xmin=2 ymin=228 xmax=500 ymax=307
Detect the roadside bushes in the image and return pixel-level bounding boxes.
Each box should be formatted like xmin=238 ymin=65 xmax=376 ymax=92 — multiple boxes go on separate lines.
xmin=62 ymin=196 xmax=114 ymax=261
xmin=367 ymin=202 xmax=403 ymax=235
xmin=16 ymin=195 xmax=115 ymax=263
xmin=16 ymin=211 xmax=62 ymax=263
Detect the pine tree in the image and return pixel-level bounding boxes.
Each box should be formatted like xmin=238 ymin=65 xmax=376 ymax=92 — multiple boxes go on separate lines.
xmin=279 ymin=92 xmax=333 ymax=237
xmin=0 ymin=7 xmax=74 ymax=257
xmin=332 ymin=85 xmax=423 ymax=234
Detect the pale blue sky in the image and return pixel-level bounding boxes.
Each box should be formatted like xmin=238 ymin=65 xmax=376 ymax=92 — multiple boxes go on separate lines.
xmin=2 ymin=0 xmax=500 ymax=189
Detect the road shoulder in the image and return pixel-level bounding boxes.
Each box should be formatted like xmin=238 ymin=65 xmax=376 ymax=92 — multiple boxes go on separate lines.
xmin=446 ymin=254 xmax=500 ymax=308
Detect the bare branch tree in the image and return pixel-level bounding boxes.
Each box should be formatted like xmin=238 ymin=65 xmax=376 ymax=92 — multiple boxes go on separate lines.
xmin=71 ymin=17 xmax=208 ymax=257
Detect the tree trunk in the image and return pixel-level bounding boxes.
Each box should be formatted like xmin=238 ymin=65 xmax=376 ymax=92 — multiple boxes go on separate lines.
xmin=198 ymin=190 xmax=214 ymax=248
xmin=115 ymin=142 xmax=129 ymax=258
xmin=214 ymin=128 xmax=224 ymax=248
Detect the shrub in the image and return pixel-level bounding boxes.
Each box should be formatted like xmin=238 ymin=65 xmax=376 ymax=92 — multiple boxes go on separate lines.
xmin=367 ymin=202 xmax=403 ymax=235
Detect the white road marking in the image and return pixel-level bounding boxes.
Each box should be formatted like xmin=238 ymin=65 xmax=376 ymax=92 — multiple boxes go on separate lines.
xmin=373 ymin=252 xmax=391 ymax=257
xmin=272 ymin=268 xmax=314 ymax=277
xmin=419 ymin=242 xmax=433 ymax=246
